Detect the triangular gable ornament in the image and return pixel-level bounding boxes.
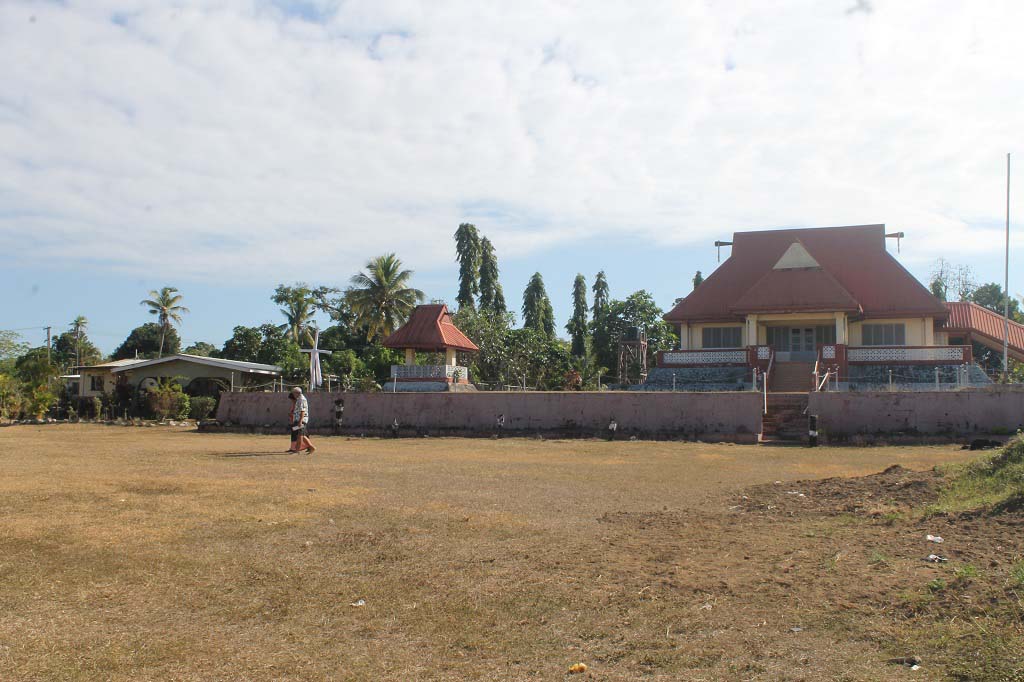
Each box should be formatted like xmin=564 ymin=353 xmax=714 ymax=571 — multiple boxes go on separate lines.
xmin=773 ymin=241 xmax=820 ymax=270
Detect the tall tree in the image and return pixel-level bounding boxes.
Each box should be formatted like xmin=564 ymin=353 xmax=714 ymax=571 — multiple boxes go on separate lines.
xmin=454 ymin=223 xmax=481 ymax=311
xmin=478 ymin=236 xmax=507 ymax=315
xmin=522 ymin=272 xmax=555 ymax=337
xmin=272 ymin=283 xmax=316 ymax=345
xmin=591 ymin=271 xmax=610 ymax=318
xmin=592 ymin=291 xmax=678 ymax=372
xmin=52 ymin=320 xmax=101 ymax=369
xmin=692 ymin=271 xmax=704 ymax=289
xmin=113 ymin=323 xmax=181 ymax=360
xmin=140 ymin=287 xmax=189 ymax=358
xmin=970 ymin=282 xmax=1022 ymax=321
xmin=567 ymin=274 xmax=589 ymax=356
xmin=345 ymin=253 xmax=425 ymax=341
xmin=183 ymin=341 xmax=217 ymax=357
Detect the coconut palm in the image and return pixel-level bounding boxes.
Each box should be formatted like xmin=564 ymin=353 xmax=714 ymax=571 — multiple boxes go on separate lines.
xmin=69 ymin=315 xmax=88 ymax=367
xmin=140 ymin=287 xmax=189 ymax=358
xmin=345 ymin=254 xmax=425 ymax=341
xmin=272 ymin=284 xmax=316 ymax=345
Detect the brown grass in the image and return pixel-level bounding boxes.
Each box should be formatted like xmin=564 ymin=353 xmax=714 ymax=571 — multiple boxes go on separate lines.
xmin=0 ymin=425 xmax=1016 ymax=680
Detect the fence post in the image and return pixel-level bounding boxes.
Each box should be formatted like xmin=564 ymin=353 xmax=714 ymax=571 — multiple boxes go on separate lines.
xmin=934 ymin=367 xmax=940 ymax=390
xmin=888 ymin=369 xmax=893 ymax=392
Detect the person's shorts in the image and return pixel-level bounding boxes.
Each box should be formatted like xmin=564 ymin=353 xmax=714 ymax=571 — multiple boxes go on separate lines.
xmin=291 ymin=425 xmax=307 ymax=439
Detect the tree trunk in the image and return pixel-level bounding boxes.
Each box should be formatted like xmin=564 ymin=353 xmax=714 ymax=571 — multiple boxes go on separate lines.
xmin=158 ymin=327 xmax=165 ymax=359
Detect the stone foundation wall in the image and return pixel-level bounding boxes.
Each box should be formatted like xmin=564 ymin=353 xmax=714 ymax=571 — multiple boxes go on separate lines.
xmin=215 ymin=391 xmax=763 ymax=442
xmin=808 ymin=388 xmax=1024 ymax=440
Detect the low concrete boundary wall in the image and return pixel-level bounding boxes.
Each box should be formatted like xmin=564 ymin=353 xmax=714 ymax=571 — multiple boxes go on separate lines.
xmin=809 ymin=389 xmax=1024 ymax=440
xmin=215 ymin=392 xmax=763 ymax=442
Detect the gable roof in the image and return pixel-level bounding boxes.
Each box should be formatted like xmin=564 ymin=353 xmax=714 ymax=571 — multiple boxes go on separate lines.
xmin=80 ymin=358 xmax=148 ymax=371
xmin=664 ymin=224 xmax=948 ymax=322
xmin=108 ymin=354 xmax=281 ymax=375
xmin=383 ymin=304 xmax=480 ymax=353
xmin=943 ymin=301 xmax=1024 ymax=361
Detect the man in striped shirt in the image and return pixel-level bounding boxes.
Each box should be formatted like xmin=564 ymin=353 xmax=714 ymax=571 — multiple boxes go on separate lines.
xmin=287 ymin=387 xmax=316 ymax=454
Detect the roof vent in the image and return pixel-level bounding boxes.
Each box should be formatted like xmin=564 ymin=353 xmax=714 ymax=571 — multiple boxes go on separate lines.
xmin=773 ymin=242 xmax=820 ymax=270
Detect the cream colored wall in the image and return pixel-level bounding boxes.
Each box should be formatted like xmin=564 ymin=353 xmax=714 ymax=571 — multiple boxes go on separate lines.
xmin=79 ymin=369 xmax=116 ymax=397
xmin=686 ymin=323 xmax=746 ymax=349
xmin=848 ymin=317 xmax=935 ymax=346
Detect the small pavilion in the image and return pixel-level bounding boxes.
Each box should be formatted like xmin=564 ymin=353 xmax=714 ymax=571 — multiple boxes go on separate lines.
xmin=383 ymin=304 xmax=479 ymax=389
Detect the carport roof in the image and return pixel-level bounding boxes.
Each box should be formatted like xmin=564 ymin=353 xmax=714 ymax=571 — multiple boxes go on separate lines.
xmin=109 ymin=353 xmax=282 ymax=375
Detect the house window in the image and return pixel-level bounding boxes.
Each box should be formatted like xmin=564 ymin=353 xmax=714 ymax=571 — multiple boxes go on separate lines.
xmin=702 ymin=327 xmax=742 ymax=348
xmin=90 ymin=375 xmax=104 ymax=392
xmin=861 ymin=323 xmax=906 ymax=346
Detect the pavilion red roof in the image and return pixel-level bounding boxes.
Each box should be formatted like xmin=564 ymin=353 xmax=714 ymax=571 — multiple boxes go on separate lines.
xmin=382 ymin=304 xmax=479 ymax=353
xmin=664 ymin=224 xmax=948 ymax=323
xmin=943 ymin=301 xmax=1024 ymax=359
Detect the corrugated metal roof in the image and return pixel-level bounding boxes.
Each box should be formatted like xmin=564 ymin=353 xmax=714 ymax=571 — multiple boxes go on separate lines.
xmin=665 ymin=224 xmax=948 ymax=322
xmin=81 ymin=358 xmax=148 ymax=369
xmin=383 ymin=304 xmax=479 ymax=352
xmin=109 ymin=354 xmax=282 ymax=374
xmin=943 ymin=301 xmax=1024 ymax=359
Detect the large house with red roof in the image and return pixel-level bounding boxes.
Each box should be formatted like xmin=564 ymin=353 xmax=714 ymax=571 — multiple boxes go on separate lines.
xmin=655 ymin=224 xmax=1021 ymax=393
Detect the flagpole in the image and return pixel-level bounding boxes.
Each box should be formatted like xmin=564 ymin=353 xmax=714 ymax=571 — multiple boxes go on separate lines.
xmin=1004 ymin=152 xmax=1011 ymax=378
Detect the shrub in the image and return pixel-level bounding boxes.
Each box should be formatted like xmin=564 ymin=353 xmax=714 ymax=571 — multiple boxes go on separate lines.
xmin=91 ymin=396 xmax=103 ymax=420
xmin=146 ymin=381 xmax=190 ymax=420
xmin=189 ymin=395 xmax=217 ymax=420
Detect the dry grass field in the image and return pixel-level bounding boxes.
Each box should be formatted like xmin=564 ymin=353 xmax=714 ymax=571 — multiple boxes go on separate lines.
xmin=1 ymin=425 xmax=1021 ymax=681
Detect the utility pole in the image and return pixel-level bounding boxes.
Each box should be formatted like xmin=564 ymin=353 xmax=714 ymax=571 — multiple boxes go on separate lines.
xmin=45 ymin=326 xmax=52 ymax=365
xmin=1004 ymin=152 xmax=1011 ymax=378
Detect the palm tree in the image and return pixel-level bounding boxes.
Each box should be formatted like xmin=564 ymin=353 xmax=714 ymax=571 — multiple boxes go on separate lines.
xmin=69 ymin=315 xmax=88 ymax=367
xmin=345 ymin=254 xmax=425 ymax=341
xmin=272 ymin=284 xmax=315 ymax=345
xmin=140 ymin=287 xmax=189 ymax=358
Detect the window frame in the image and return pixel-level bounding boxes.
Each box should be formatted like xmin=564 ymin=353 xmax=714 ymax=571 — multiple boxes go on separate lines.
xmin=701 ymin=326 xmax=743 ymax=348
xmin=860 ymin=323 xmax=906 ymax=346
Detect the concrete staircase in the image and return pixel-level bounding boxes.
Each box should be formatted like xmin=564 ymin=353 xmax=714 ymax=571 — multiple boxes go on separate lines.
xmin=760 ymin=393 xmax=810 ymax=444
xmin=770 ymin=362 xmax=816 ymax=393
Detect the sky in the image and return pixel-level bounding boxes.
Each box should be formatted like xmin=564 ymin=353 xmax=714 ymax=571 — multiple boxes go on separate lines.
xmin=1 ymin=0 xmax=1022 ymax=354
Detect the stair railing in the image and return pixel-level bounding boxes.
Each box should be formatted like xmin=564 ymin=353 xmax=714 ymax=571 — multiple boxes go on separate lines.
xmin=763 ymin=349 xmax=774 ymax=414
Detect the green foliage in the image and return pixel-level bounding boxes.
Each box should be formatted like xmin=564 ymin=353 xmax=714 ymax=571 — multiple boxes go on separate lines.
xmin=220 ymin=326 xmax=262 ymax=362
xmin=929 ymin=276 xmax=946 ymax=301
xmin=477 ymin=236 xmax=506 ymax=315
xmin=345 ymin=253 xmax=425 ymax=341
xmin=183 ymin=341 xmax=217 ymax=357
xmin=692 ymin=271 xmax=703 ymax=289
xmin=567 ymin=274 xmax=588 ymax=357
xmin=27 ymin=384 xmax=57 ymax=419
xmin=272 ymin=283 xmax=317 ymax=344
xmin=591 ymin=271 xmax=609 ymax=318
xmin=591 ymin=290 xmax=677 ymax=372
xmin=189 ymin=395 xmax=217 ymax=420
xmin=0 ymin=373 xmax=24 ymax=419
xmin=504 ymin=327 xmax=572 ymax=390
xmin=219 ymin=324 xmax=305 ymax=382
xmin=15 ymin=347 xmax=59 ymax=387
xmin=926 ymin=577 xmax=946 ymax=593
xmin=91 ymin=396 xmax=103 ymax=420
xmin=933 ymin=436 xmax=1024 ymax=513
xmin=953 ymin=563 xmax=979 ymax=581
xmin=0 ymin=330 xmax=29 ymax=372
xmin=970 ymin=282 xmax=1023 ymax=322
xmin=452 ymin=308 xmax=515 ymax=385
xmin=145 ymin=380 xmax=190 ymax=420
xmin=140 ymin=287 xmax=189 ymax=358
xmin=1010 ymin=561 xmax=1024 ymax=587
xmin=51 ymin=330 xmax=102 ymax=369
xmin=454 ymin=223 xmax=481 ymax=311
xmin=113 ymin=323 xmax=181 ymax=360
xmin=522 ymin=272 xmax=555 ymax=338
xmin=358 ymin=343 xmax=403 ymax=385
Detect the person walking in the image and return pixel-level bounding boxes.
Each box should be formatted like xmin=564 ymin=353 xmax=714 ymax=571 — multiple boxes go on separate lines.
xmin=287 ymin=387 xmax=316 ymax=454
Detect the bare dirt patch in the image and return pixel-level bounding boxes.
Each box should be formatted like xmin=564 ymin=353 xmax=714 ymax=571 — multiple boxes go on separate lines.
xmin=1 ymin=425 xmax=1020 ymax=680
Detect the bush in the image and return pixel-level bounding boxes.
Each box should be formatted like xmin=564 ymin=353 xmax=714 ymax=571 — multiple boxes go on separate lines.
xmin=91 ymin=396 xmax=103 ymax=420
xmin=189 ymin=395 xmax=217 ymax=420
xmin=146 ymin=381 xmax=190 ymax=420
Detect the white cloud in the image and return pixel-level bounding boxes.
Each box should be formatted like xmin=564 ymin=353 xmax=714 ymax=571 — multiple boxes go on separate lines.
xmin=0 ymin=0 xmax=1021 ymax=283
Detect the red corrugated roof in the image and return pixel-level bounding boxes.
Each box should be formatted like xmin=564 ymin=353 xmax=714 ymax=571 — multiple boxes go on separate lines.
xmin=383 ymin=304 xmax=480 ymax=352
xmin=665 ymin=224 xmax=948 ymax=322
xmin=943 ymin=301 xmax=1024 ymax=359
xmin=730 ymin=265 xmax=861 ymax=314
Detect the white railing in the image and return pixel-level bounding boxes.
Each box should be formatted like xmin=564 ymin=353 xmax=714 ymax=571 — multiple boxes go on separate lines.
xmin=390 ymin=364 xmax=470 ymax=381
xmin=847 ymin=346 xmax=967 ymax=363
xmin=661 ymin=349 xmax=748 ymax=365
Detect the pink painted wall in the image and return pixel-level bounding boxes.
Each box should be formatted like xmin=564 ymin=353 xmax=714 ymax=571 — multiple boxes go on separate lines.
xmin=216 ymin=391 xmax=763 ymax=442
xmin=809 ymin=389 xmax=1024 ymax=437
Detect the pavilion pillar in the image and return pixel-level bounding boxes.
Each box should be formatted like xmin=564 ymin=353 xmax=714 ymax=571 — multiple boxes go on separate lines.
xmin=445 ymin=348 xmax=457 ymax=366
xmin=745 ymin=315 xmax=758 ymax=347
xmin=678 ymin=323 xmax=690 ymax=350
xmin=405 ymin=348 xmax=416 ymax=366
xmin=834 ymin=312 xmax=848 ymax=345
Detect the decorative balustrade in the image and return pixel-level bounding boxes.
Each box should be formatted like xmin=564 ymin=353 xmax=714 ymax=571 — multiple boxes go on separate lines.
xmin=390 ymin=364 xmax=470 ymax=382
xmin=658 ymin=349 xmax=748 ymax=367
xmin=846 ymin=346 xmax=972 ymax=364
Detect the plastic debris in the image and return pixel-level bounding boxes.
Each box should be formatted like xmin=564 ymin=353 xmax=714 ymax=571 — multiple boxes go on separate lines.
xmin=910 ymin=664 xmax=921 ymax=671
xmin=785 ymin=491 xmax=806 ymax=497
xmin=699 ymin=602 xmax=713 ymax=610
xmin=924 ymin=554 xmax=948 ymax=563
xmin=887 ymin=655 xmax=922 ymax=667
xmin=568 ymin=663 xmax=588 ymax=674
xmin=349 ymin=599 xmax=366 ymax=607
xmin=925 ymin=535 xmax=944 ymax=543
xmin=789 ymin=627 xmax=804 ymax=632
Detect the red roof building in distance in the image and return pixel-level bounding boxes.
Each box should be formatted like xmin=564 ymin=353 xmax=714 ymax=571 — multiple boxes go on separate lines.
xmin=383 ymin=304 xmax=479 ymax=386
xmin=943 ymin=301 xmax=1024 ymax=362
xmin=663 ymin=224 xmax=949 ymax=361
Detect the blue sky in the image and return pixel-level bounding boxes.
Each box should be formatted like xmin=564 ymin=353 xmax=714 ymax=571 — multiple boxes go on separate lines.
xmin=1 ymin=0 xmax=1022 ymax=354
